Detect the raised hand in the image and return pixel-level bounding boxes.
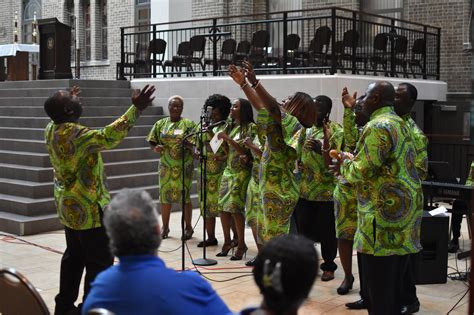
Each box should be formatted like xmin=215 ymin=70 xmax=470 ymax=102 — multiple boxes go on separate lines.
xmin=342 ymin=87 xmax=357 ymax=109
xmin=70 ymin=86 xmax=81 ymax=97
xmin=154 ymin=145 xmax=164 ymax=153
xmin=217 ymin=132 xmax=230 ymax=142
xmin=228 ymin=64 xmax=246 ymax=86
xmin=132 ymin=84 xmax=156 ymax=111
xmin=305 ymin=139 xmax=322 ymax=154
xmin=242 ymin=61 xmax=257 ymax=85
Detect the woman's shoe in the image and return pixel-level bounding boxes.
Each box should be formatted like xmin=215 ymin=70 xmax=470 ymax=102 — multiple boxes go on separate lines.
xmin=161 ymin=227 xmax=170 ymax=239
xmin=245 ymin=257 xmax=257 ymax=267
xmin=230 ymin=246 xmax=248 ymax=261
xmin=182 ymin=227 xmax=194 ymax=241
xmin=230 ymin=238 xmax=239 ymax=248
xmin=216 ymin=243 xmax=234 ymax=257
xmin=197 ymin=238 xmax=218 ymax=248
xmin=337 ymin=275 xmax=354 ymax=295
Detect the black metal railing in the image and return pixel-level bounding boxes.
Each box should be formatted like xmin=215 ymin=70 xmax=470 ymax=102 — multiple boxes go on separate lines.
xmin=118 ymin=7 xmax=441 ymax=80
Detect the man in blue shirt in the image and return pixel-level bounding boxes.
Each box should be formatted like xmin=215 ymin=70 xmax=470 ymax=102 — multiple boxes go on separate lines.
xmin=82 ymin=189 xmax=231 ymax=315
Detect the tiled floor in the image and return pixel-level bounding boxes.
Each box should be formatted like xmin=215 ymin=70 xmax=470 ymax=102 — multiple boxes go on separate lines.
xmin=0 ymin=210 xmax=471 ymax=314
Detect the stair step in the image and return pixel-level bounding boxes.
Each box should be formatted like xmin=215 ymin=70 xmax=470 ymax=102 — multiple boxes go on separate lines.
xmin=0 ymin=115 xmax=159 ymax=128
xmin=0 ymin=87 xmax=133 ymax=98
xmin=0 ymin=97 xmax=133 ymax=107
xmin=0 ymin=79 xmax=130 ymax=90
xmin=0 ymin=105 xmax=163 ymax=117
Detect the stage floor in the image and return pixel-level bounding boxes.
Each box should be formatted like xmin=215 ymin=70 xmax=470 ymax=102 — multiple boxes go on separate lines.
xmin=1 ymin=209 xmax=470 ymax=314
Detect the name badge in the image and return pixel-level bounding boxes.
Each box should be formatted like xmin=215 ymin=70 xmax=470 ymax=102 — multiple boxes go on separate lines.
xmin=174 ymin=129 xmax=183 ymax=135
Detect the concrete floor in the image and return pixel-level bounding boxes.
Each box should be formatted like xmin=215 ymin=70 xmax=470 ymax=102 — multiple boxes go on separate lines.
xmin=0 ymin=209 xmax=471 ymax=314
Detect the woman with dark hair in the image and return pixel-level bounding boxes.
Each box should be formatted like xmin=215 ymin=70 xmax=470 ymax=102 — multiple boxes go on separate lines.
xmin=238 ymin=234 xmax=319 ymax=315
xmin=194 ymin=94 xmax=232 ymax=248
xmin=228 ymin=62 xmax=317 ymax=243
xmin=216 ymin=98 xmax=255 ymax=260
xmin=147 ymin=96 xmax=195 ymax=240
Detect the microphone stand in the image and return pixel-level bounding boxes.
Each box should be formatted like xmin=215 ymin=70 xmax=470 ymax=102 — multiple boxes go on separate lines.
xmin=193 ymin=107 xmax=218 ymax=266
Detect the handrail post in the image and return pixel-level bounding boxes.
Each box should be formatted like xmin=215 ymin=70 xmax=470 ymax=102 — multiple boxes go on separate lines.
xmin=119 ymin=27 xmax=125 ymax=80
xmin=330 ymin=7 xmax=336 ymax=74
xmin=423 ymin=25 xmax=427 ymax=79
xmin=436 ymin=27 xmax=441 ymax=80
xmin=282 ymin=12 xmax=288 ymax=74
xmin=390 ymin=19 xmax=396 ymax=77
xmin=212 ymin=18 xmax=218 ymax=77
xmin=351 ymin=11 xmax=357 ymax=74
xmin=152 ymin=24 xmax=157 ymax=78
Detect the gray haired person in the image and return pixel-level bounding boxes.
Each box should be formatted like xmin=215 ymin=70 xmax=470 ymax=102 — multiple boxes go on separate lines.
xmin=82 ymin=189 xmax=230 ymax=315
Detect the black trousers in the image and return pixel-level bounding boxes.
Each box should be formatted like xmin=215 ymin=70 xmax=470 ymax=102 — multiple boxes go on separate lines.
xmin=357 ymin=252 xmax=367 ymax=300
xmin=293 ymin=198 xmax=338 ymax=272
xmin=54 ymin=226 xmax=113 ymax=315
xmin=359 ymin=253 xmax=409 ymax=315
xmin=451 ymin=199 xmax=470 ymax=240
xmin=401 ymin=253 xmax=418 ymax=306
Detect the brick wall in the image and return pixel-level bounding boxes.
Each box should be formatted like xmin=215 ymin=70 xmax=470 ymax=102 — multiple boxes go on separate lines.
xmin=404 ymin=0 xmax=472 ymax=93
xmin=0 ymin=1 xmax=22 ymax=45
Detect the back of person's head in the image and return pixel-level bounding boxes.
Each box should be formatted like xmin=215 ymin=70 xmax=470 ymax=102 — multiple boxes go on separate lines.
xmin=253 ymin=234 xmax=318 ymax=315
xmin=314 ymin=95 xmax=332 ymax=113
xmin=204 ymin=94 xmax=232 ymax=120
xmin=104 ymin=189 xmax=161 ymax=257
xmin=44 ymin=90 xmax=82 ymax=123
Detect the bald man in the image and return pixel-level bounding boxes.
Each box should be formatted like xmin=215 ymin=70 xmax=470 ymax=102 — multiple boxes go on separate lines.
xmin=338 ymin=81 xmax=422 ymax=315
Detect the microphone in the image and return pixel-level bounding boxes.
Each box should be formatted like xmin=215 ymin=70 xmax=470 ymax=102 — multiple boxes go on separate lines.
xmin=204 ymin=120 xmax=226 ymax=129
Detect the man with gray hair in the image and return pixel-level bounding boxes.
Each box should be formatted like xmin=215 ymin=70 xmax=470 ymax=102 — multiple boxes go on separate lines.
xmin=81 ymin=189 xmax=231 ymax=315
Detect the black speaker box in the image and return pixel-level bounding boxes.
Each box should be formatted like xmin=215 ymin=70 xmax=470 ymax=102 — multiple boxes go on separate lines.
xmin=413 ymin=211 xmax=449 ymax=284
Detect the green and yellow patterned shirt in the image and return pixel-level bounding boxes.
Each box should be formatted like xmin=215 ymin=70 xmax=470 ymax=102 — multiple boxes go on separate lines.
xmin=298 ymin=121 xmax=343 ymax=201
xmin=402 ymin=115 xmax=428 ymax=181
xmin=465 ymin=162 xmax=474 ymax=186
xmin=343 ymin=107 xmax=359 ymax=152
xmin=45 ymin=106 xmax=140 ymax=230
xmin=340 ymin=106 xmax=422 ymax=256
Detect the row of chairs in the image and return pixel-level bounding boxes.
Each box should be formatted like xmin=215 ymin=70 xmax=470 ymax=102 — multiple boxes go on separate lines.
xmin=120 ymin=27 xmax=427 ymax=78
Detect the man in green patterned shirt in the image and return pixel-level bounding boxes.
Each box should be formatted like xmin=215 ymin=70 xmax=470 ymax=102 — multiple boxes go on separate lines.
xmin=294 ymin=95 xmax=343 ymax=281
xmin=44 ymin=85 xmax=155 ymax=315
xmin=394 ymin=82 xmax=426 ymax=314
xmin=338 ymin=81 xmax=421 ymax=315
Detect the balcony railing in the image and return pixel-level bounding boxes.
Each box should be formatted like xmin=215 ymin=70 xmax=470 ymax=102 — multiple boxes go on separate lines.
xmin=118 ymin=7 xmax=441 ymax=80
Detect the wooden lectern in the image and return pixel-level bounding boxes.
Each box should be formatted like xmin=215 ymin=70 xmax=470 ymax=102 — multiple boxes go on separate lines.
xmin=38 ymin=18 xmax=72 ymax=79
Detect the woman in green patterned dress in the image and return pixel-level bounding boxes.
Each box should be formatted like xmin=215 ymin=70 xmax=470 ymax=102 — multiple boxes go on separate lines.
xmin=147 ymin=96 xmax=196 ymax=240
xmin=242 ymin=133 xmax=264 ymax=266
xmin=228 ymin=62 xmax=317 ymax=243
xmin=216 ymin=98 xmax=255 ymax=260
xmin=194 ymin=94 xmax=232 ymax=248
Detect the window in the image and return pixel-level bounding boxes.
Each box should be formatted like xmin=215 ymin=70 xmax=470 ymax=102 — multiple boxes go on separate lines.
xmin=84 ymin=0 xmax=91 ymax=60
xmin=22 ymin=0 xmax=41 ymax=43
xmin=101 ymin=0 xmax=108 ymax=59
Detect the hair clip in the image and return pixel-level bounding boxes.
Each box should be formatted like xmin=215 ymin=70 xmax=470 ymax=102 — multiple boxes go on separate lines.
xmin=262 ymin=259 xmax=284 ymax=294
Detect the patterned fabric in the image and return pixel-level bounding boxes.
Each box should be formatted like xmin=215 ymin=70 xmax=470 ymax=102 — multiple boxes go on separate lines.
xmin=334 ymin=108 xmax=359 ymax=240
xmin=466 ymin=162 xmax=474 ymax=186
xmin=246 ymin=135 xmax=264 ymax=237
xmin=340 ymin=106 xmax=422 ymax=256
xmin=219 ymin=123 xmax=255 ymax=214
xmin=403 ymin=115 xmax=428 ymax=181
xmin=257 ymin=109 xmax=302 ymax=242
xmin=147 ymin=117 xmax=196 ymax=204
xmin=297 ymin=121 xmax=343 ymax=201
xmin=45 ymin=106 xmax=139 ymax=230
xmin=193 ymin=123 xmax=228 ymax=218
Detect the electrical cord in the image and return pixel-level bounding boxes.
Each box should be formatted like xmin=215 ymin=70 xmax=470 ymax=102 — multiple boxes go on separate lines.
xmin=157 ymin=214 xmax=202 ymax=253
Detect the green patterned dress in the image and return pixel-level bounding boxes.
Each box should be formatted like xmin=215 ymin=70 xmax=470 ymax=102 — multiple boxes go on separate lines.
xmin=257 ymin=109 xmax=302 ymax=242
xmin=147 ymin=117 xmax=196 ymax=204
xmin=340 ymin=106 xmax=422 ymax=256
xmin=297 ymin=121 xmax=343 ymax=201
xmin=245 ymin=133 xmax=265 ymax=241
xmin=334 ymin=107 xmax=360 ymax=240
xmin=219 ymin=123 xmax=256 ymax=214
xmin=45 ymin=106 xmax=140 ymax=230
xmin=194 ymin=123 xmax=228 ymax=218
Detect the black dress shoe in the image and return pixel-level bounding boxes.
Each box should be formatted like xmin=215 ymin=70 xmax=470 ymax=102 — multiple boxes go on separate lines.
xmin=245 ymin=257 xmax=257 ymax=267
xmin=448 ymin=240 xmax=459 ymax=253
xmin=401 ymin=299 xmax=420 ymax=314
xmin=197 ymin=238 xmax=218 ymax=248
xmin=345 ymin=299 xmax=367 ymax=310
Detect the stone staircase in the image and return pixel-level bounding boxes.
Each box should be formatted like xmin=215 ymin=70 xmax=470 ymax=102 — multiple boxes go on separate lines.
xmin=0 ymin=79 xmax=198 ymax=235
